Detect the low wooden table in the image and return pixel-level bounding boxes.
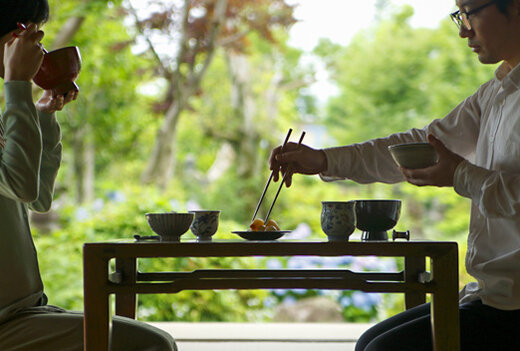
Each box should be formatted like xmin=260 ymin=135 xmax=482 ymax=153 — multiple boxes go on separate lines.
xmin=83 ymin=240 xmax=459 ymax=351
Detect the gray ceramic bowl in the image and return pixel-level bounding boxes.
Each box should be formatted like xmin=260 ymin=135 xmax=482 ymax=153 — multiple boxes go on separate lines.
xmin=320 ymin=201 xmax=356 ymax=241
xmin=388 ymin=142 xmax=438 ymax=169
xmin=145 ymin=212 xmax=194 ymax=241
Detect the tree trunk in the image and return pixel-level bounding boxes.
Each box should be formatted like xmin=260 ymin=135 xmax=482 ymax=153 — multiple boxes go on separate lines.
xmin=83 ymin=126 xmax=95 ymax=203
xmin=227 ymin=53 xmax=259 ymax=180
xmin=50 ymin=16 xmax=86 ymax=49
xmin=72 ymin=125 xmax=95 ymax=204
xmin=140 ymin=0 xmax=228 ymax=188
xmin=140 ymin=95 xmax=187 ymax=188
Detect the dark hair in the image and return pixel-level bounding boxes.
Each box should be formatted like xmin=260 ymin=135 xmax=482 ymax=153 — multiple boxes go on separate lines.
xmin=496 ymin=0 xmax=515 ymax=14
xmin=0 ymin=0 xmax=49 ymax=37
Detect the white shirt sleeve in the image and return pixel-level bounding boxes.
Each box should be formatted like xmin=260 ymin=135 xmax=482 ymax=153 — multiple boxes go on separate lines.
xmin=319 ymin=81 xmax=486 ymax=185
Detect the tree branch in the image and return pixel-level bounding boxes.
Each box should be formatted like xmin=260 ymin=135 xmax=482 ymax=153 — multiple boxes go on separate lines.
xmin=189 ymin=0 xmax=228 ymax=88
xmin=127 ymin=0 xmax=173 ymax=80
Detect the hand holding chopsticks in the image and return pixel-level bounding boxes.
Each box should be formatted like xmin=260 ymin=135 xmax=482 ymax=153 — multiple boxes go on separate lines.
xmin=251 ymin=129 xmax=306 ymax=224
xmin=264 ymin=131 xmax=305 ymax=223
xmin=251 ymin=128 xmax=293 ymax=222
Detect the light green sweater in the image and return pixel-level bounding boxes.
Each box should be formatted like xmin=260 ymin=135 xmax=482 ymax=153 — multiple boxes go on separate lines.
xmin=0 ymin=81 xmax=62 ymax=324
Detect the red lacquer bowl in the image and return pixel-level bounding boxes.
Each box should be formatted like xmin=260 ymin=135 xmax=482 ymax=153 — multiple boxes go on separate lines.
xmin=33 ymin=46 xmax=82 ymax=95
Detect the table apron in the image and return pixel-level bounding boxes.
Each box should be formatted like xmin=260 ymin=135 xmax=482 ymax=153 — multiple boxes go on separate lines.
xmin=108 ymin=279 xmax=432 ymax=294
xmin=134 ymin=269 xmax=406 ymax=281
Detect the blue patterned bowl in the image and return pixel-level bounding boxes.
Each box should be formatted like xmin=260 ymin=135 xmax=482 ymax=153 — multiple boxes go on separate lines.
xmin=320 ymin=201 xmax=356 ymax=241
xmin=145 ymin=212 xmax=194 ymax=241
xmin=189 ymin=210 xmax=221 ymax=241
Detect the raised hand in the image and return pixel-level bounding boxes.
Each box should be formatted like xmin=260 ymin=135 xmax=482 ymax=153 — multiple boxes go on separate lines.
xmin=3 ymin=23 xmax=45 ymax=82
xmin=400 ymin=134 xmax=464 ymax=187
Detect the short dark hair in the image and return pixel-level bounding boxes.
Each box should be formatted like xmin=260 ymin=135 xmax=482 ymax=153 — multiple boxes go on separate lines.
xmin=496 ymin=0 xmax=515 ymax=14
xmin=0 ymin=0 xmax=49 ymax=37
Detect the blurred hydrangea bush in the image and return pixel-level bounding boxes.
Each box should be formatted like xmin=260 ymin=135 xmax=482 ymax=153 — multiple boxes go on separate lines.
xmin=261 ymin=254 xmax=398 ymax=322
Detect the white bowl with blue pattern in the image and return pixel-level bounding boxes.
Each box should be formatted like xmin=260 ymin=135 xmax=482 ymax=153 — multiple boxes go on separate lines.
xmin=189 ymin=210 xmax=221 ymax=241
xmin=321 ymin=201 xmax=356 ymax=241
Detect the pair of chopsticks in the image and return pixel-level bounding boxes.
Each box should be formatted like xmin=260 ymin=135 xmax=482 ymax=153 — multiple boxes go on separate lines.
xmin=251 ymin=128 xmax=306 ymax=224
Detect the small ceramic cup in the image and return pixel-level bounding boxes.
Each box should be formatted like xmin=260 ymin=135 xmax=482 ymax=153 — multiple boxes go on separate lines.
xmin=189 ymin=210 xmax=221 ymax=241
xmin=321 ymin=201 xmax=356 ymax=241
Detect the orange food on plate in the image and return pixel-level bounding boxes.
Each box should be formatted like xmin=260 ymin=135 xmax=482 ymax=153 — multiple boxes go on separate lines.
xmin=249 ymin=218 xmax=281 ymax=231
xmin=250 ymin=218 xmax=266 ymax=231
xmin=265 ymin=219 xmax=280 ymax=231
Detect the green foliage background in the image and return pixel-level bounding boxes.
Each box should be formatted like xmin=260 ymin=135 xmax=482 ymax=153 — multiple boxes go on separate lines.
xmin=3 ymin=2 xmax=499 ymax=323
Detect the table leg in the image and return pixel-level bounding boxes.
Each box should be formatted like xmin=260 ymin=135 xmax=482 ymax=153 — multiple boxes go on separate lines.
xmin=404 ymin=255 xmax=426 ymax=309
xmin=115 ymin=258 xmax=137 ymax=319
xmin=83 ymin=247 xmax=110 ymax=351
xmin=431 ymin=247 xmax=460 ymax=351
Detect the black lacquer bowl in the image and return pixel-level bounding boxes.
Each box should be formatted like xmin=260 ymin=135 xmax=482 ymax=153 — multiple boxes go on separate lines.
xmin=355 ymin=200 xmax=401 ymax=241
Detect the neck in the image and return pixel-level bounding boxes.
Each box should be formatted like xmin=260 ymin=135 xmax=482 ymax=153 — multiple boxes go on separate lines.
xmin=504 ymin=57 xmax=520 ymax=70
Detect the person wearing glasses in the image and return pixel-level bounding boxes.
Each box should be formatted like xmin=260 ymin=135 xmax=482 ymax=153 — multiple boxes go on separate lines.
xmin=0 ymin=1 xmax=177 ymax=350
xmin=269 ymin=0 xmax=520 ymax=350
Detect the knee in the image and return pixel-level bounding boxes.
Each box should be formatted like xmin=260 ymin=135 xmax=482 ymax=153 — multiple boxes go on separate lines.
xmin=138 ymin=328 xmax=177 ymax=351
xmin=363 ymin=337 xmax=400 ymax=351
xmin=146 ymin=329 xmax=177 ymax=351
xmin=355 ymin=332 xmax=372 ymax=351
xmin=110 ymin=318 xmax=177 ymax=351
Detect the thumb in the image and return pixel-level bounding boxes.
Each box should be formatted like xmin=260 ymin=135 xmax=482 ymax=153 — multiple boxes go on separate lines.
xmin=275 ymin=151 xmax=297 ymax=164
xmin=5 ymin=35 xmax=16 ymax=47
xmin=427 ymin=134 xmax=448 ymax=154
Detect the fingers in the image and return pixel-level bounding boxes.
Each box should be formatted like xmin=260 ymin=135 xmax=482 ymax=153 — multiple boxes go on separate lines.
xmin=64 ymin=89 xmax=79 ymax=103
xmin=428 ymin=134 xmax=452 ymax=158
xmin=13 ymin=23 xmax=45 ymax=51
xmin=50 ymin=95 xmax=65 ymax=111
xmin=401 ymin=166 xmax=433 ymax=186
xmin=269 ymin=145 xmax=282 ymax=182
xmin=269 ymin=142 xmax=298 ymax=180
xmin=274 ymin=143 xmax=301 ymax=166
xmin=16 ymin=23 xmax=44 ymax=40
xmin=284 ymin=170 xmax=294 ymax=188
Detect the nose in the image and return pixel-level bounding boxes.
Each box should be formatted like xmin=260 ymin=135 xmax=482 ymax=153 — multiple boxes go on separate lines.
xmin=459 ymin=25 xmax=473 ymax=38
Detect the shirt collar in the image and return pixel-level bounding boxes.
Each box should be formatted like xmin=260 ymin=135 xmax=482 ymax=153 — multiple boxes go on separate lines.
xmin=495 ymin=62 xmax=520 ymax=90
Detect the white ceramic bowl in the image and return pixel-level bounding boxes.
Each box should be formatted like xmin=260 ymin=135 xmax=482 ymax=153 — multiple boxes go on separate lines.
xmin=145 ymin=212 xmax=194 ymax=241
xmin=388 ymin=142 xmax=438 ymax=169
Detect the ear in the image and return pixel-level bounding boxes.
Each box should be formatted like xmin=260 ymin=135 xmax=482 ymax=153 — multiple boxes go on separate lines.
xmin=511 ymin=0 xmax=520 ymax=17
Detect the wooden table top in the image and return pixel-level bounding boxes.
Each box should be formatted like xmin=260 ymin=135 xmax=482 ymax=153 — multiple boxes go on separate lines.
xmin=83 ymin=240 xmax=458 ymax=258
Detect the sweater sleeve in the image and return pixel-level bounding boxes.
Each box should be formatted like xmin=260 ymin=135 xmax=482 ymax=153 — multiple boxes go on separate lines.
xmin=0 ymin=81 xmax=42 ymax=203
xmin=30 ymin=109 xmax=62 ymax=213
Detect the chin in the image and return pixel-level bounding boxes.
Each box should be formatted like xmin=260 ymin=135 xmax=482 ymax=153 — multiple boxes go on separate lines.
xmin=477 ymin=54 xmax=501 ymax=65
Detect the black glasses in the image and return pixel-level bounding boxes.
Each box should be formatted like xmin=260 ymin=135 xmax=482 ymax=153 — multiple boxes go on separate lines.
xmin=450 ymin=0 xmax=498 ymax=30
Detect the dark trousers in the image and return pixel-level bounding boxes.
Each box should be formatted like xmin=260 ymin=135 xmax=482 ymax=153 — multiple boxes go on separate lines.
xmin=355 ymin=299 xmax=520 ymax=351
